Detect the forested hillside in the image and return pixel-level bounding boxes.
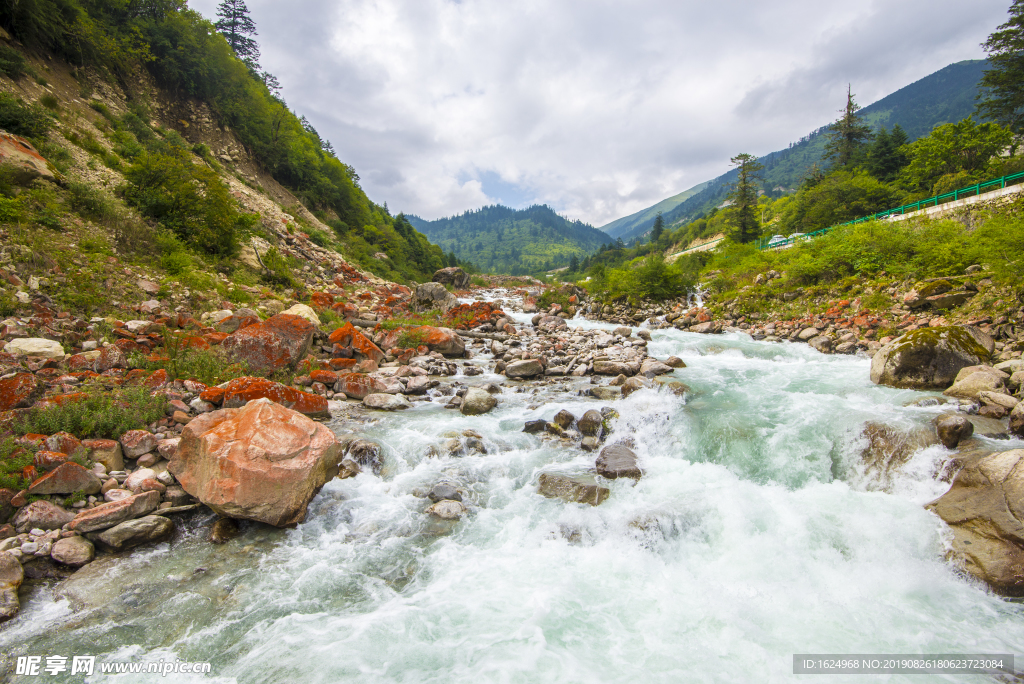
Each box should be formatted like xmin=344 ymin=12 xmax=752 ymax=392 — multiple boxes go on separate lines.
xmin=0 ymin=0 xmax=447 ymax=284
xmin=407 ymin=205 xmax=612 ymax=274
xmin=604 ymin=59 xmax=989 ymax=244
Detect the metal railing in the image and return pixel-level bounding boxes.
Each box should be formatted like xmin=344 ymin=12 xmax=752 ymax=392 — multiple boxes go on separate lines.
xmin=756 ymin=170 xmax=1024 ymax=251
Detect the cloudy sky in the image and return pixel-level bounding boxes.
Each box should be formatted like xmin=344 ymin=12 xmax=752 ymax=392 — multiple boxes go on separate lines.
xmin=189 ymin=0 xmax=1007 ymax=227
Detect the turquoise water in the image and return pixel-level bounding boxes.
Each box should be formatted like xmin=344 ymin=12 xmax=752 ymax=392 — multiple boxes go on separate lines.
xmin=2 ymin=322 xmax=1023 ymax=683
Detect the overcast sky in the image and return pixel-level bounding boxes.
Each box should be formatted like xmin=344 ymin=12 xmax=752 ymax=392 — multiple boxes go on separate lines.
xmin=189 ymin=0 xmax=1007 ymax=227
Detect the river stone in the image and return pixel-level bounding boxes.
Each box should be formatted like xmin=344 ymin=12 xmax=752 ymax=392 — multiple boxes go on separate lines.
xmin=1011 ymin=403 xmax=1024 ymax=438
xmin=927 ymin=450 xmax=1024 ymax=595
xmin=859 ymin=422 xmax=938 ymax=486
xmin=363 ymin=393 xmax=412 ymax=411
xmin=808 ymin=336 xmax=832 ymax=353
xmin=935 ymin=414 xmax=974 ymax=449
xmin=577 ymin=410 xmax=604 ymax=437
xmin=428 ymin=483 xmax=462 ymax=503
xmin=537 ymin=473 xmax=609 ymax=506
xmin=798 ymin=327 xmax=819 ymax=341
xmin=426 ymin=500 xmax=466 ymax=520
xmin=0 ymin=551 xmax=23 ymax=623
xmin=639 ymin=358 xmax=673 ymax=375
xmin=665 ymin=356 xmax=686 ymax=368
xmin=50 ymin=536 xmax=94 ymax=567
xmin=553 ymin=410 xmax=576 ymax=429
xmin=27 ymin=462 xmax=102 ymax=496
xmin=12 ymin=500 xmax=75 ymax=534
xmin=621 ymin=376 xmax=651 ymax=397
xmin=68 ymin=490 xmax=162 ymax=533
xmin=944 ymin=370 xmax=1007 ymax=399
xmin=460 ymin=388 xmax=497 ymax=415
xmin=169 ymin=399 xmax=343 ymax=527
xmin=590 ymin=386 xmax=622 ymax=401
xmin=3 ymin=337 xmax=65 ymax=360
xmin=210 ymin=518 xmax=240 ymax=544
xmin=594 ymin=360 xmax=635 ymax=376
xmin=596 ymin=444 xmax=642 ymax=479
xmin=869 ymin=326 xmax=991 ymax=390
xmin=506 ymin=359 xmax=544 ymax=378
xmin=523 ymin=420 xmax=548 ymax=434
xmin=95 ymin=515 xmax=173 ymax=551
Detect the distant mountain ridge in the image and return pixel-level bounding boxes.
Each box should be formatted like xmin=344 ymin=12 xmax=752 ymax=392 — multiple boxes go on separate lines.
xmin=600 ymin=59 xmax=989 ymax=243
xmin=406 ymin=204 xmax=612 ymax=275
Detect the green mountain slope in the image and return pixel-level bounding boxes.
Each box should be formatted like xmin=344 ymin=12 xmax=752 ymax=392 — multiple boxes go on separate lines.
xmin=601 ymin=181 xmax=709 ymax=239
xmin=605 ymin=59 xmax=989 ymax=244
xmin=407 ymin=205 xmax=612 ymax=275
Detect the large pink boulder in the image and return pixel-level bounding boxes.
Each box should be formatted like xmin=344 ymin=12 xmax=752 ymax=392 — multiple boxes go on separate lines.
xmin=168 ymin=398 xmax=343 ymax=527
xmin=221 ymin=313 xmax=314 ymax=372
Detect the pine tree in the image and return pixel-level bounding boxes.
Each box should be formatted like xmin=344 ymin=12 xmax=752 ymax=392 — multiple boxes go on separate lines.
xmin=978 ymin=0 xmax=1024 ymax=133
xmin=215 ymin=0 xmax=260 ymax=71
xmin=727 ymin=153 xmax=764 ymax=244
xmin=569 ymin=254 xmax=580 ymax=271
xmin=823 ymin=85 xmax=873 ymax=168
xmin=651 ymin=211 xmax=664 ymax=242
xmin=866 ymin=124 xmax=910 ymax=181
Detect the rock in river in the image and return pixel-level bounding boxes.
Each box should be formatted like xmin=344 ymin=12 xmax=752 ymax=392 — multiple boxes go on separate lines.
xmin=0 ymin=551 xmax=23 ymax=623
xmin=869 ymin=326 xmax=991 ymax=390
xmin=460 ymin=388 xmax=497 ymax=415
xmin=596 ymin=444 xmax=642 ymax=479
xmin=537 ymin=473 xmax=609 ymax=506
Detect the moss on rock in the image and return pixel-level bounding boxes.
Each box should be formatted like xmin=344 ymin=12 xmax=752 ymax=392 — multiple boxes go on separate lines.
xmin=870 ymin=326 xmax=991 ymax=390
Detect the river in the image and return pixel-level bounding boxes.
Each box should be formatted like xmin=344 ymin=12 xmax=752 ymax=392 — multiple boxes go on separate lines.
xmin=3 ymin=299 xmax=1024 ymax=683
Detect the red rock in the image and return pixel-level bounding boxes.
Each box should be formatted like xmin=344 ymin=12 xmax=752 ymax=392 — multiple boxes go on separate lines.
xmin=310 ymin=370 xmax=339 ymax=386
xmin=310 ymin=292 xmax=334 ymax=310
xmin=66 ymin=353 xmax=97 ymax=371
xmin=328 ymin=322 xmax=384 ymax=364
xmin=18 ymin=434 xmax=47 ymax=447
xmin=44 ymin=432 xmax=81 ymax=455
xmin=95 ymin=345 xmax=127 ymax=371
xmin=0 ymin=131 xmax=53 ymax=182
xmin=120 ymin=430 xmax=159 ymax=458
xmin=136 ymin=478 xmax=166 ymax=493
xmin=68 ymin=490 xmax=161 ymax=533
xmin=33 ymin=450 xmax=67 ymax=470
xmin=203 ymin=332 xmax=229 ymax=346
xmin=37 ymin=392 xmax=88 ymax=407
xmin=200 ymin=387 xmax=226 ymax=405
xmin=410 ymin=326 xmax=465 ymax=357
xmin=12 ymin=500 xmax=75 ymax=533
xmin=170 ymin=399 xmax=342 ymax=525
xmin=172 ymin=410 xmax=191 ymax=424
xmin=220 ymin=376 xmax=328 ymax=416
xmin=143 ymin=369 xmax=169 ymax=388
xmin=335 ymin=373 xmax=388 ymax=399
xmin=221 ymin=313 xmax=314 ymax=372
xmin=328 ymin=358 xmax=358 ymax=371
xmin=27 ymin=462 xmax=102 ymax=495
xmin=183 ymin=380 xmax=208 ymax=394
xmin=0 ymin=374 xmax=42 ymax=411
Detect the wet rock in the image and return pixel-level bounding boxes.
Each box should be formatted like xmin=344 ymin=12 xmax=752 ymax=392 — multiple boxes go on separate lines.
xmin=50 ymin=536 xmax=94 ymax=567
xmin=426 ymin=500 xmax=467 ymax=520
xmin=537 ymin=473 xmax=609 ymax=506
xmin=613 ymin=326 xmax=633 ymax=337
xmin=553 ymin=410 xmax=576 ymax=429
xmin=620 ymin=376 xmax=651 ymax=397
xmin=0 ymin=551 xmax=23 ymax=623
xmin=210 ymin=518 xmax=240 ymax=544
xmin=1011 ymin=403 xmax=1024 ymax=438
xmin=808 ymin=336 xmax=832 ymax=353
xmin=506 ymin=359 xmax=544 ymax=378
xmin=639 ymin=358 xmax=673 ymax=375
xmin=594 ymin=360 xmax=635 ymax=376
xmin=927 ymin=450 xmax=1024 ymax=595
xmin=169 ymin=399 xmax=342 ymax=527
xmin=581 ymin=436 xmax=600 ymax=452
xmin=13 ymin=500 xmax=75 ymax=534
xmin=523 ymin=420 xmax=548 ymax=434
xmin=596 ymin=444 xmax=642 ymax=479
xmin=346 ymin=439 xmax=383 ymax=474
xmin=460 ymin=387 xmax=497 ymax=415
xmin=577 ymin=410 xmax=604 ymax=437
xmin=68 ymin=490 xmax=162 ymax=533
xmin=590 ymin=386 xmax=622 ymax=401
xmin=27 ymin=463 xmax=102 ymax=496
xmin=222 ymin=313 xmax=315 ymax=373
xmin=363 ymin=393 xmax=412 ymax=411
xmin=428 ymin=483 xmax=462 ymax=503
xmin=95 ymin=515 xmax=174 ymax=551
xmin=869 ymin=326 xmax=992 ymax=390
xmin=944 ymin=369 xmax=1008 ymax=400
xmin=935 ymin=414 xmax=974 ymax=449
xmin=665 ymin=356 xmax=686 ymax=368
xmin=859 ymin=422 xmax=938 ymax=486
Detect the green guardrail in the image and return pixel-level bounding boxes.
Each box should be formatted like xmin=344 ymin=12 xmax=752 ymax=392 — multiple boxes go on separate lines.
xmin=756 ymin=170 xmax=1024 ymax=251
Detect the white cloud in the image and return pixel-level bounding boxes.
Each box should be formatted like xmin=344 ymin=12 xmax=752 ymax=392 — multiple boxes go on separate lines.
xmin=189 ymin=0 xmax=1006 ymax=226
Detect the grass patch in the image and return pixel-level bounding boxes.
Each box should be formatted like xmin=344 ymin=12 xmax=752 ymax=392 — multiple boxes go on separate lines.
xmin=0 ymin=437 xmax=35 ymax=491
xmin=13 ymin=385 xmax=169 ymax=439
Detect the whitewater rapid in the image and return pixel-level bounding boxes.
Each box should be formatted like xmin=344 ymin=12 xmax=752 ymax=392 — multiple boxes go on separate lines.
xmin=3 ymin=315 xmax=1024 ymax=683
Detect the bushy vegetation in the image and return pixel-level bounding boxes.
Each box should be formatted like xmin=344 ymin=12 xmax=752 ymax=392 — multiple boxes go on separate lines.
xmin=0 ymin=437 xmax=34 ymax=491
xmin=13 ymin=385 xmax=169 ymax=439
xmin=586 ymin=254 xmax=696 ymax=305
xmin=132 ymin=334 xmax=250 ymax=385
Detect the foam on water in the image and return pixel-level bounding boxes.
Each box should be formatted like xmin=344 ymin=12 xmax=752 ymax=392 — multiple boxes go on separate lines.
xmin=3 ymin=322 xmax=1024 ymax=683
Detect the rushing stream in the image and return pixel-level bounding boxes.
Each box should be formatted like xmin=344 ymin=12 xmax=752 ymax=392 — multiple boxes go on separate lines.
xmin=3 ymin=303 xmax=1024 ymax=683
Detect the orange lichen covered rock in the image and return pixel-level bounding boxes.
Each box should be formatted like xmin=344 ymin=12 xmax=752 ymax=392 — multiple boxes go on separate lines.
xmin=310 ymin=292 xmax=335 ymax=310
xmin=409 ymin=326 xmax=466 ymax=357
xmin=0 ymin=373 xmax=42 ymax=411
xmin=221 ymin=313 xmax=314 ymax=372
xmin=200 ymin=387 xmax=226 ymax=405
xmin=168 ymin=398 xmax=343 ymax=527
xmin=328 ymin=322 xmax=384 ymax=364
xmin=220 ymin=376 xmax=328 ymax=417
xmin=328 ymin=358 xmax=358 ymax=371
xmin=335 ymin=373 xmax=388 ymax=399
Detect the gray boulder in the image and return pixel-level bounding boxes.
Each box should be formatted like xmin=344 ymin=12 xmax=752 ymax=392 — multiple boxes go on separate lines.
xmin=363 ymin=393 xmax=412 ymax=411
xmin=934 ymin=414 xmax=974 ymax=449
xmin=412 ymin=282 xmax=459 ymax=313
xmin=870 ymin=326 xmax=991 ymax=390
xmin=577 ymin=410 xmax=604 ymax=437
xmin=95 ymin=515 xmax=174 ymax=551
xmin=596 ymin=444 xmax=642 ymax=479
xmin=50 ymin=536 xmax=94 ymax=567
xmin=506 ymin=359 xmax=544 ymax=378
xmin=537 ymin=473 xmax=609 ymax=506
xmin=13 ymin=500 xmax=75 ymax=534
xmin=461 ymin=388 xmax=497 ymax=415
xmin=432 ymin=267 xmax=470 ymax=290
xmin=0 ymin=552 xmax=23 ymax=623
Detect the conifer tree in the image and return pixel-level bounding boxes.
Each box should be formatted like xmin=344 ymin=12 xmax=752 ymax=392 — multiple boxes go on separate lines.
xmin=978 ymin=0 xmax=1024 ymax=133
xmin=215 ymin=0 xmax=260 ymax=71
xmin=651 ymin=211 xmax=665 ymax=242
xmin=727 ymin=153 xmax=764 ymax=243
xmin=823 ymin=85 xmax=873 ymax=168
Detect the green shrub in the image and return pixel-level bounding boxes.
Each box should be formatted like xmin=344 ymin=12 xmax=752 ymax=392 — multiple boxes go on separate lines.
xmin=396 ymin=328 xmax=428 ymax=348
xmin=14 ymin=385 xmax=168 ymax=439
xmin=136 ymin=334 xmax=250 ymax=385
xmin=0 ymin=44 xmax=26 ymax=80
xmin=66 ymin=182 xmax=116 ymax=220
xmin=0 ymin=93 xmax=52 ymax=139
xmin=0 ymin=290 xmax=17 ymax=317
xmin=0 ymin=437 xmax=34 ymax=490
xmin=39 ymin=93 xmax=59 ymax=110
xmin=260 ymin=246 xmax=298 ymax=288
